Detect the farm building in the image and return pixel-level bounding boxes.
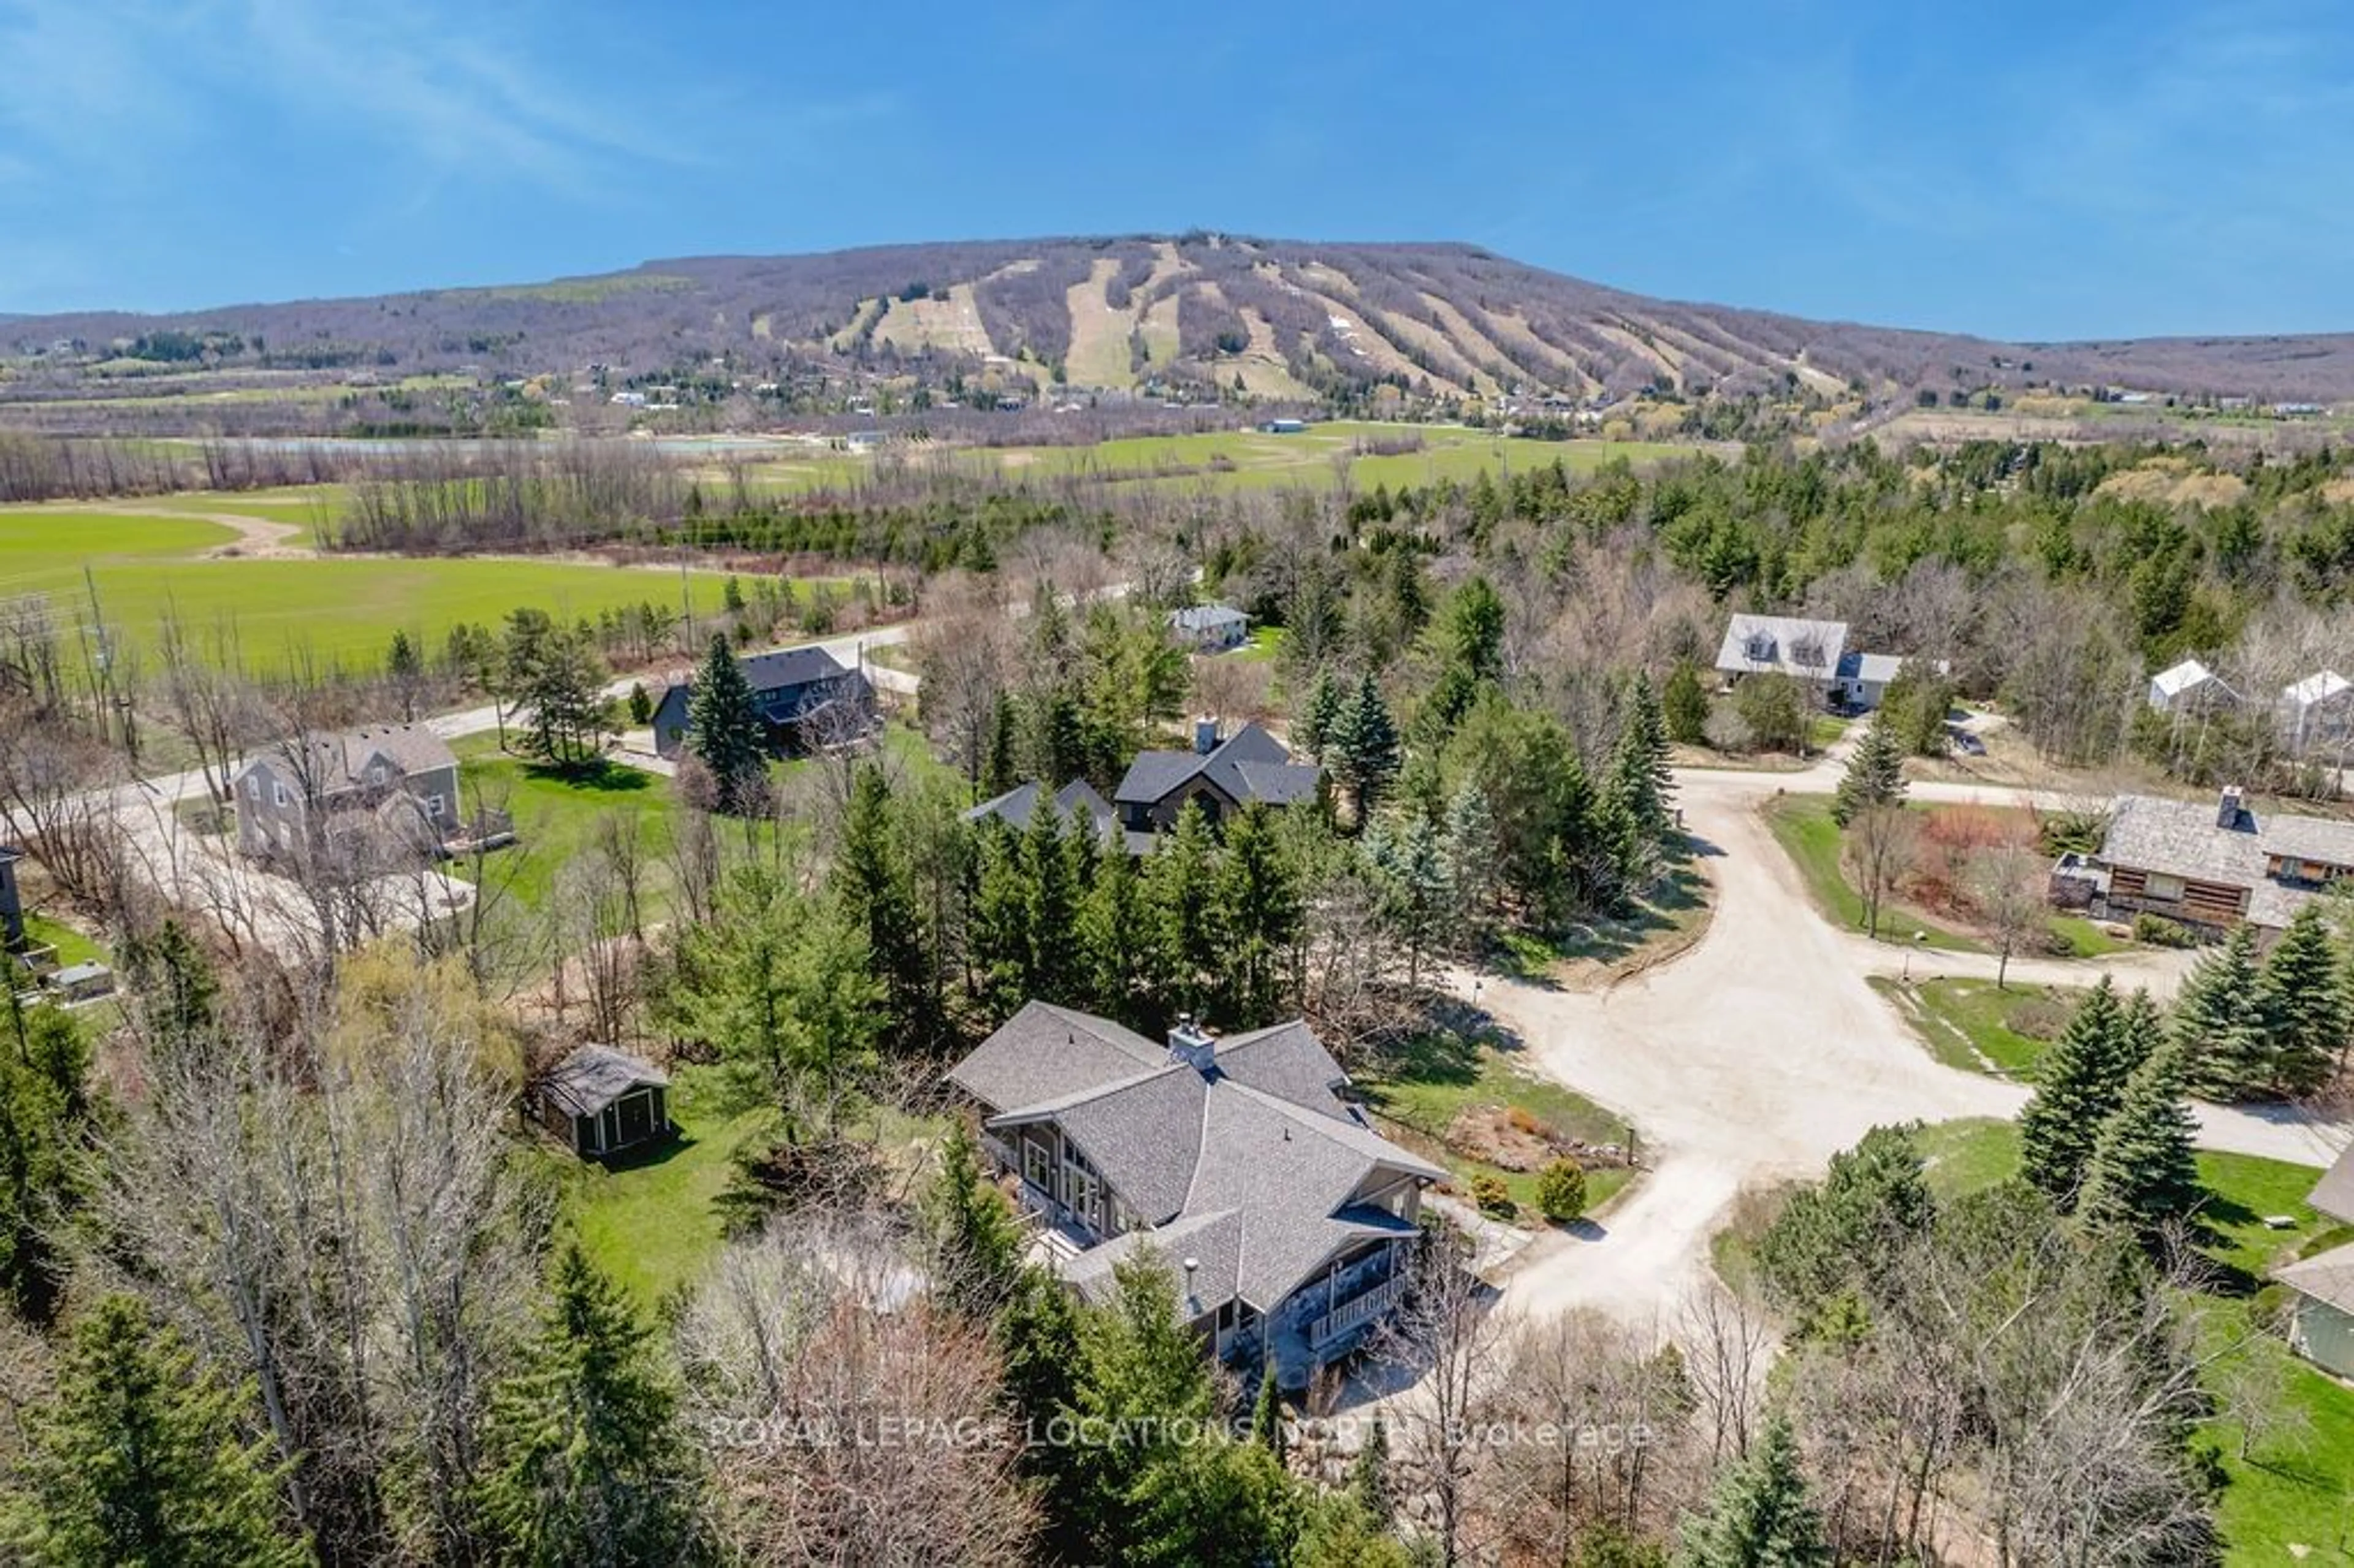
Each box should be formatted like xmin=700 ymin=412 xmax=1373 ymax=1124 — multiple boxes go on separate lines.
xmin=2146 ymin=657 xmax=2238 ymax=714
xmin=1713 ymin=614 xmax=1847 ymax=696
xmin=1169 ymin=603 xmax=1251 ymax=652
xmin=2280 ymin=1149 xmax=2354 ymax=1380
xmin=2090 ymin=786 xmax=2354 ymax=938
xmin=530 ymin=1045 xmax=672 ymax=1159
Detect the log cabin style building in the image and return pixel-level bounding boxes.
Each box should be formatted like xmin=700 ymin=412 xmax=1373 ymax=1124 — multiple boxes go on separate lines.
xmin=947 ymin=1002 xmax=1441 ymax=1388
xmin=2093 ymin=786 xmax=2354 ymax=939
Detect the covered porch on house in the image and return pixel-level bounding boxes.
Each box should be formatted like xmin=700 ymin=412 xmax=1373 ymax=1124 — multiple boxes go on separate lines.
xmin=1260 ymin=1236 xmax=1413 ymax=1391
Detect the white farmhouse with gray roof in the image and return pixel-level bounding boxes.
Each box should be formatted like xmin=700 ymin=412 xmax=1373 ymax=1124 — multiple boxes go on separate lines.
xmin=2277 ymin=669 xmax=2354 ymax=753
xmin=1713 ymin=614 xmax=1846 ymax=688
xmin=1168 ymin=601 xmax=1251 ymax=652
xmin=948 ymin=1002 xmax=1442 ymax=1386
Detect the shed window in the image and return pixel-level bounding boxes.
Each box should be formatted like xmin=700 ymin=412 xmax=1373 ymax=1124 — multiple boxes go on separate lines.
xmin=273 ymin=783 xmax=289 ymax=809
xmin=2145 ymin=872 xmax=2185 ymax=901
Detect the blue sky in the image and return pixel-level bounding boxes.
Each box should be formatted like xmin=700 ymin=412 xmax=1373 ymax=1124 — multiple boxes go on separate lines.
xmin=1 ymin=0 xmax=2346 ymax=339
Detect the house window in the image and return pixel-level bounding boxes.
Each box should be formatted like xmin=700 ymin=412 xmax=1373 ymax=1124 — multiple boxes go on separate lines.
xmin=245 ymin=774 xmax=259 ymax=801
xmin=273 ymin=783 xmax=289 ymax=809
xmin=2144 ymin=872 xmax=2185 ymax=902
xmin=1023 ymin=1138 xmax=1048 ymax=1192
xmin=427 ymin=794 xmax=446 ymax=821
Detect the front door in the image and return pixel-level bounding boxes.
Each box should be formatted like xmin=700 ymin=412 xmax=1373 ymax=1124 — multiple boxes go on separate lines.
xmin=615 ymin=1090 xmax=654 ymax=1147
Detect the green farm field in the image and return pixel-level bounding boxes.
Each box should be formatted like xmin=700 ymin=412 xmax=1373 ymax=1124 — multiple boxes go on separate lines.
xmin=0 ymin=504 xmax=738 ymax=671
xmin=731 ymin=421 xmax=1693 ymax=497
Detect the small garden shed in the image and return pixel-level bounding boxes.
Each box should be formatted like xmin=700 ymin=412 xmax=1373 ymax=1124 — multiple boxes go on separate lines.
xmin=531 ymin=1045 xmax=672 ymax=1159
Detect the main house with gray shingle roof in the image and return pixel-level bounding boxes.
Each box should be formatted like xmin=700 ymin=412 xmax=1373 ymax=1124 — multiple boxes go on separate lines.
xmin=947 ymin=1001 xmax=1441 ymax=1386
xmin=1114 ymin=718 xmax=1323 ymax=835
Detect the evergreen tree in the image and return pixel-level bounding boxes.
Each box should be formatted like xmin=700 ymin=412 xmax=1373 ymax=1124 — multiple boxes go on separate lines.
xmin=831 ymin=765 xmax=935 ymax=1052
xmin=1022 ymin=801 xmax=1084 ymax=1003
xmin=1366 ymin=811 xmax=1452 ymax=988
xmin=2255 ymin=904 xmax=2347 ymax=1097
xmin=2019 ymin=978 xmax=2140 ymax=1208
xmin=995 ymin=1267 xmax=1088 ymax=1561
xmin=477 ymin=1247 xmax=707 ymax=1567
xmin=2172 ymin=922 xmax=2267 ymax=1099
xmin=0 ymin=999 xmax=90 ymax=1322
xmin=1067 ymin=1254 xmax=1222 ymax=1562
xmin=2076 ymin=1043 xmax=2206 ymax=1253
xmin=386 ymin=627 xmax=423 ymax=683
xmin=1419 ymin=576 xmax=1506 ymax=739
xmin=1249 ymin=1361 xmax=1287 ymax=1461
xmin=982 ymin=691 xmax=1019 ymax=798
xmin=686 ymin=633 xmax=766 ymax=815
xmin=1347 ymin=1415 xmax=1392 ymax=1524
xmin=1441 ymin=780 xmax=1504 ymax=946
xmin=1 ymin=1293 xmax=308 ymax=1568
xmin=1830 ymin=716 xmax=1906 ymax=827
xmin=1617 ymin=673 xmax=1677 ymax=840
xmin=511 ymin=619 xmax=612 ymax=767
xmin=1663 ymin=658 xmax=1710 ymax=745
xmin=1217 ymin=804 xmax=1301 ymax=1021
xmin=1126 ymin=1440 xmax=1301 ymax=1568
xmin=1675 ymin=1413 xmax=1830 ymax=1568
xmin=625 ymin=681 xmax=652 ymax=727
xmin=1147 ymin=804 xmax=1223 ymax=1021
xmin=924 ymin=1119 xmax=1023 ymax=1315
xmin=1296 ymin=669 xmax=1343 ymax=763
xmin=1080 ymin=843 xmax=1155 ymax=1029
xmin=1326 ymin=671 xmax=1403 ymax=822
xmin=969 ymin=823 xmax=1033 ymax=1025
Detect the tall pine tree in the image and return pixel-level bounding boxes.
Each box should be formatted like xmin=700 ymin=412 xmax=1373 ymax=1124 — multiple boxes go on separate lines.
xmin=2171 ymin=922 xmax=2266 ymax=1100
xmin=1295 ymin=670 xmax=1343 ymax=763
xmin=1326 ymin=672 xmax=1403 ymax=823
xmin=1663 ymin=658 xmax=1710 ymax=745
xmin=2076 ymin=1042 xmax=2206 ymax=1254
xmin=2019 ymin=978 xmax=2143 ymax=1207
xmin=1148 ymin=803 xmax=1223 ymax=1022
xmin=2255 ymin=904 xmax=2347 ymax=1097
xmin=1217 ymin=804 xmax=1301 ymax=1022
xmin=476 ymin=1246 xmax=707 ymax=1567
xmin=1 ymin=1293 xmax=308 ymax=1568
xmin=1830 ymin=716 xmax=1906 ymax=827
xmin=1675 ymin=1413 xmax=1830 ymax=1567
xmin=1022 ymin=800 xmax=1085 ymax=1003
xmin=831 ymin=764 xmax=935 ymax=1052
xmin=686 ymin=632 xmax=766 ymax=815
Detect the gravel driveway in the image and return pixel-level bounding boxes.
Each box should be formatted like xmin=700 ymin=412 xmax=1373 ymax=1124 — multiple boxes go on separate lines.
xmin=1481 ymin=759 xmax=2352 ymax=1329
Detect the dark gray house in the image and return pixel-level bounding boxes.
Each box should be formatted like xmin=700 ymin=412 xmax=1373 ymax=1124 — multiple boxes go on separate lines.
xmin=650 ymin=645 xmax=874 ymax=760
xmin=1113 ymin=719 xmax=1322 ymax=835
xmin=233 ymin=725 xmax=460 ymax=864
xmin=948 ymin=1002 xmax=1441 ymax=1386
xmin=965 ymin=778 xmax=1155 ymax=855
xmin=530 ymin=1045 xmax=672 ymax=1159
xmin=0 ymin=845 xmax=21 ymax=949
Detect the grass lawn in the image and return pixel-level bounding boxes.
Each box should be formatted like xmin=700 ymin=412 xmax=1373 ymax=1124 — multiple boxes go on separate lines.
xmin=557 ymin=1065 xmax=769 ymax=1309
xmin=1357 ymin=1029 xmax=1637 ymax=1219
xmin=452 ymin=737 xmax=682 ymax=912
xmin=1235 ymin=626 xmax=1286 ymax=662
xmin=1872 ymin=975 xmax=2076 ymax=1079
xmin=1916 ymin=1116 xmax=2024 ymax=1200
xmin=2198 ymin=1309 xmax=2354 ymax=1565
xmin=1761 ymin=795 xmax=1984 ymax=951
xmin=22 ymin=911 xmax=105 ymax=969
xmin=2048 ymin=912 xmax=2135 ymax=957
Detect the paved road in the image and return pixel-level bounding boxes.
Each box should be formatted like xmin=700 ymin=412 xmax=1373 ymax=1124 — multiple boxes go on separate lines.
xmin=1484 ymin=753 xmax=2351 ymax=1330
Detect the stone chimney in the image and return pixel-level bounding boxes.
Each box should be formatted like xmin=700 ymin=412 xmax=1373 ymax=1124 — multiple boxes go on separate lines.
xmin=1193 ymin=717 xmax=1222 ymax=755
xmin=2219 ymin=785 xmax=2244 ymax=829
xmin=1167 ymin=1014 xmax=1216 ymax=1074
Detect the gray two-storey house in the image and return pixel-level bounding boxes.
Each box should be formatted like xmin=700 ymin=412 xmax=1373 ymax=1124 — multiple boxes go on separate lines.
xmin=948 ymin=1002 xmax=1441 ymax=1387
xmin=234 ymin=725 xmax=462 ymax=864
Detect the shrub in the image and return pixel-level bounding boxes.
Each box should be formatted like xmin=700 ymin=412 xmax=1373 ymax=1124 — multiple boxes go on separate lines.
xmin=1536 ymin=1158 xmax=1589 ymax=1223
xmin=1469 ymin=1173 xmax=1515 ymax=1219
xmin=1505 ymin=1106 xmax=1543 ymax=1136
xmin=2131 ymin=913 xmax=2199 ymax=948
